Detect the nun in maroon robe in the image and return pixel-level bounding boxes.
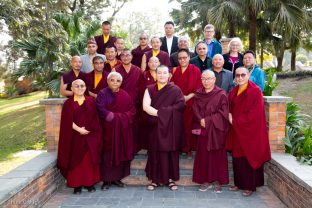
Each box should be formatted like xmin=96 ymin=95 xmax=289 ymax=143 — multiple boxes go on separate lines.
xmin=85 ymin=56 xmax=108 ymax=98
xmin=96 ymin=72 xmax=136 ymax=189
xmin=143 ymin=65 xmax=185 ymax=191
xmin=115 ymin=49 xmax=146 ymax=152
xmin=131 ymin=33 xmax=152 ymax=67
xmin=192 ymin=70 xmax=230 ymax=192
xmin=57 ymin=79 xmax=102 ymax=194
xmin=141 ymin=36 xmax=170 ymax=71
xmin=227 ymin=67 xmax=271 ymax=196
xmin=171 ymin=49 xmax=202 ymax=155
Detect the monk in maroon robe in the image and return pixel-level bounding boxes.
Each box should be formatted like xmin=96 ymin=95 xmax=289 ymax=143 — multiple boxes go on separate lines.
xmin=86 ymin=56 xmax=108 ymax=98
xmin=115 ymin=49 xmax=145 ymax=152
xmin=131 ymin=33 xmax=151 ymax=67
xmin=171 ymin=49 xmax=202 ymax=156
xmin=94 ymin=21 xmax=117 ymax=55
xmin=60 ymin=56 xmax=87 ymax=97
xmin=114 ymin=38 xmax=125 ymax=60
xmin=143 ymin=56 xmax=159 ymax=86
xmin=143 ymin=65 xmax=185 ymax=191
xmin=227 ymin=67 xmax=271 ymax=196
xmin=57 ymin=79 xmax=102 ymax=194
xmin=103 ymin=46 xmax=122 ymax=73
xmin=141 ymin=36 xmax=170 ymax=71
xmin=192 ymin=70 xmax=230 ymax=193
xmin=96 ymin=72 xmax=136 ymax=190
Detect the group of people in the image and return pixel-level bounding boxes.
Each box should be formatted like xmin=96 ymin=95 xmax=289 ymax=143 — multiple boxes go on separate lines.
xmin=57 ymin=20 xmax=271 ymax=197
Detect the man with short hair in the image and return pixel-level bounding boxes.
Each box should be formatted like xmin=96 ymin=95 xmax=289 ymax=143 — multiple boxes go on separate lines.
xmin=227 ymin=67 xmax=271 ymax=197
xmin=194 ymin=24 xmax=222 ymax=58
xmin=190 ymin=41 xmax=212 ymax=72
xmin=85 ymin=56 xmax=108 ymax=98
xmin=171 ymin=49 xmax=202 ymax=156
xmin=209 ymin=54 xmax=234 ymax=94
xmin=131 ymin=33 xmax=152 ymax=67
xmin=114 ymin=38 xmax=125 ymax=60
xmin=103 ymin=46 xmax=122 ymax=73
xmin=80 ymin=39 xmax=106 ymax=73
xmin=94 ymin=21 xmax=117 ymax=55
xmin=160 ymin=21 xmax=179 ymax=56
xmin=243 ymin=50 xmax=265 ymax=92
xmin=192 ymin=70 xmax=230 ymax=193
xmin=170 ymin=36 xmax=195 ymax=68
xmin=60 ymin=56 xmax=87 ymax=97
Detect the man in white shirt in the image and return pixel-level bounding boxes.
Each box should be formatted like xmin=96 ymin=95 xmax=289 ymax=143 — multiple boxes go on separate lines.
xmin=160 ymin=21 xmax=179 ymax=56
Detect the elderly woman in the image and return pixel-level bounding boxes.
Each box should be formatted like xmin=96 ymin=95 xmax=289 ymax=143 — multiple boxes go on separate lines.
xmin=141 ymin=36 xmax=170 ymax=71
xmin=223 ymin=37 xmax=244 ymax=76
xmin=143 ymin=65 xmax=185 ymax=191
xmin=95 ymin=72 xmax=136 ymax=190
xmin=57 ymin=79 xmax=102 ymax=194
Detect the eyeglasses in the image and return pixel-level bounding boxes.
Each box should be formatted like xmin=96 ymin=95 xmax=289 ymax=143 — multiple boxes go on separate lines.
xmin=110 ymin=79 xmax=121 ymax=83
xmin=139 ymin=37 xmax=147 ymax=40
xmin=201 ymin=77 xmax=214 ymax=81
xmin=73 ymin=84 xmax=86 ymax=88
xmin=235 ymin=73 xmax=247 ymax=78
xmin=178 ymin=56 xmax=188 ymax=60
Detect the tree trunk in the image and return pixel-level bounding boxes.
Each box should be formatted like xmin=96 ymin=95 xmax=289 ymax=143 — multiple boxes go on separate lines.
xmin=228 ymin=17 xmax=236 ymax=37
xmin=260 ymin=43 xmax=264 ymax=68
xmin=291 ymin=49 xmax=296 ymax=71
xmin=248 ymin=9 xmax=257 ymax=52
xmin=215 ymin=30 xmax=221 ymax=41
xmin=276 ymin=53 xmax=284 ymax=72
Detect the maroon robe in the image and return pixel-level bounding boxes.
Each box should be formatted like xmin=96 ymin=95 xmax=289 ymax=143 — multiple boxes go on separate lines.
xmin=192 ymin=86 xmax=230 ymax=184
xmin=131 ymin=45 xmax=152 ymax=67
xmin=62 ymin=69 xmax=87 ymax=92
xmin=144 ymin=50 xmax=170 ymax=71
xmin=143 ymin=70 xmax=157 ymax=86
xmin=96 ymin=88 xmax=135 ymax=182
xmin=227 ymin=81 xmax=271 ymax=191
xmin=103 ymin=60 xmax=122 ymax=73
xmin=171 ymin=64 xmax=202 ymax=153
xmin=145 ymin=83 xmax=185 ymax=184
xmin=85 ymin=70 xmax=108 ymax=95
xmin=94 ymin=35 xmax=117 ymax=55
xmin=116 ymin=64 xmax=145 ymax=152
xmin=57 ymin=96 xmax=102 ymax=187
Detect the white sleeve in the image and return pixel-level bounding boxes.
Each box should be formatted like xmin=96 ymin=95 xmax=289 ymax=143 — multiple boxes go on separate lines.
xmin=143 ymin=89 xmax=158 ymax=116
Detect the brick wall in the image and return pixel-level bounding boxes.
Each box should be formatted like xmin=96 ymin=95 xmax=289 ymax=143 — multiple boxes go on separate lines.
xmin=1 ymin=164 xmax=64 ymax=208
xmin=265 ymin=155 xmax=312 ymax=208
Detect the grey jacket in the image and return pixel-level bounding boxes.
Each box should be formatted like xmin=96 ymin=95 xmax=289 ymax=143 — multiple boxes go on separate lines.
xmin=208 ymin=68 xmax=234 ymax=94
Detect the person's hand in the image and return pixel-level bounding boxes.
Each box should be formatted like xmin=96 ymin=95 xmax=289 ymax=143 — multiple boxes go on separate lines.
xmin=192 ymin=129 xmax=201 ymax=135
xmin=79 ymin=127 xmax=90 ymax=135
xmin=229 ymin=113 xmax=233 ymax=124
xmin=200 ymin=119 xmax=205 ymax=128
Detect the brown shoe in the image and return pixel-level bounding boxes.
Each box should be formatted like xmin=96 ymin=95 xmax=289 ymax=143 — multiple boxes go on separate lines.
xmin=229 ymin=186 xmax=239 ymax=191
xmin=242 ymin=190 xmax=253 ymax=197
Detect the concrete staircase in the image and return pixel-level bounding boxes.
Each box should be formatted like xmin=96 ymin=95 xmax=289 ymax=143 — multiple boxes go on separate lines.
xmin=122 ymin=150 xmax=234 ymax=186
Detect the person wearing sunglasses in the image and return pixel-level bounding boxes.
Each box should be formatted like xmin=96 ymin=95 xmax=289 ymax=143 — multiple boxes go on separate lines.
xmin=243 ymin=50 xmax=265 ymax=92
xmin=95 ymin=72 xmax=136 ymax=190
xmin=131 ymin=33 xmax=152 ymax=68
xmin=58 ymin=79 xmax=102 ymax=194
xmin=227 ymin=67 xmax=271 ymax=197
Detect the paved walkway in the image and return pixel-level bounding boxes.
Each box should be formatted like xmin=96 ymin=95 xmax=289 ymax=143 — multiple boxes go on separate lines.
xmin=44 ymin=184 xmax=285 ymax=208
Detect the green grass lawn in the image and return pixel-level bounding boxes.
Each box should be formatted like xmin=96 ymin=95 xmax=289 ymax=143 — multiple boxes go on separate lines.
xmin=275 ymin=77 xmax=312 ymax=125
xmin=0 ymin=91 xmax=47 ymax=175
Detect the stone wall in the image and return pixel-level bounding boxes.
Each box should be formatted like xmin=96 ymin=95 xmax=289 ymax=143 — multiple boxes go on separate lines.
xmin=0 ymin=153 xmax=64 ymax=208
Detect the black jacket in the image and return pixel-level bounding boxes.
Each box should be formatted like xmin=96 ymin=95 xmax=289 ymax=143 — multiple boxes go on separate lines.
xmin=160 ymin=36 xmax=179 ymax=55
xmin=223 ymin=53 xmax=244 ymax=77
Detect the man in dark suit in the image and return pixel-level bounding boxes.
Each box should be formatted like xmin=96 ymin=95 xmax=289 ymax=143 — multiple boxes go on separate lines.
xmin=160 ymin=21 xmax=179 ymax=56
xmin=94 ymin=21 xmax=117 ymax=55
xmin=208 ymin=54 xmax=234 ymax=94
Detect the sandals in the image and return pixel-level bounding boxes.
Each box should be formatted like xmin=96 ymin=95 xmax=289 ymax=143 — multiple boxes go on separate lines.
xmin=214 ymin=184 xmax=222 ymax=194
xmin=168 ymin=181 xmax=178 ymax=191
xmin=198 ymin=183 xmax=213 ymax=192
xmin=146 ymin=183 xmax=158 ymax=191
xmin=242 ymin=190 xmax=253 ymax=197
